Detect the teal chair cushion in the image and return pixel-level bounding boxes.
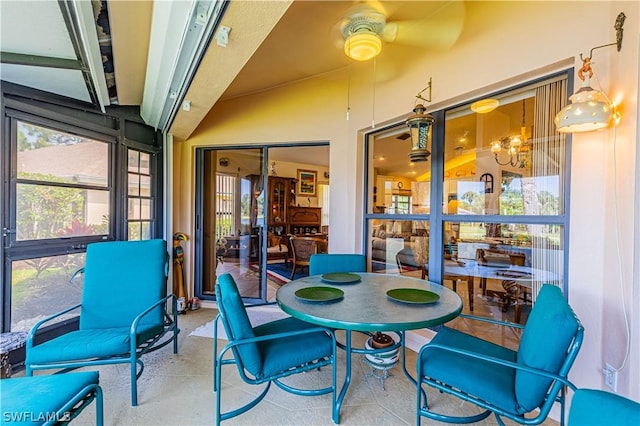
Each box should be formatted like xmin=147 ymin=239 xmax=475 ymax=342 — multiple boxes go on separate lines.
xmin=216 ymin=274 xmax=262 ymax=375
xmin=569 ymin=389 xmax=640 ymax=426
xmin=27 ymin=325 xmax=163 ymax=364
xmin=309 ymin=254 xmax=366 ymax=276
xmin=81 ymin=239 xmax=168 ymax=330
xmin=254 ymin=317 xmax=333 ymax=378
xmin=515 ymin=284 xmax=578 ymax=411
xmin=1 ymin=371 xmax=99 ymax=426
xmin=420 ymin=326 xmax=519 ymax=412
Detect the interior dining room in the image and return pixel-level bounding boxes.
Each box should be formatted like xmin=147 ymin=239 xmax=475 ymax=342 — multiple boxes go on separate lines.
xmin=1 ymin=1 xmax=639 ymax=425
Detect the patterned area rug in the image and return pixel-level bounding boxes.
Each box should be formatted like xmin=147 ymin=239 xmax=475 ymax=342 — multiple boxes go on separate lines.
xmin=249 ymin=261 xmax=308 ymax=284
xmin=266 ymin=261 xmax=308 ymax=282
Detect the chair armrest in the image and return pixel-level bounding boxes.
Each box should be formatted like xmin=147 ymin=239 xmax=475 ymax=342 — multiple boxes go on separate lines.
xmin=245 ymin=301 xmax=279 ymax=309
xmin=418 ymin=340 xmax=575 ymax=389
xmin=130 ymin=294 xmax=176 ymax=336
xmin=27 ymin=303 xmax=82 ymax=350
xmin=70 ymin=268 xmax=85 ymax=283
xmin=220 ymin=325 xmax=336 ymax=357
xmin=457 ymin=313 xmax=525 ymax=330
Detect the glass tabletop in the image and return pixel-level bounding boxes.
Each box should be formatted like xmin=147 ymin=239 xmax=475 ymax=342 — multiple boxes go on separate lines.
xmin=276 ymin=273 xmax=463 ymax=332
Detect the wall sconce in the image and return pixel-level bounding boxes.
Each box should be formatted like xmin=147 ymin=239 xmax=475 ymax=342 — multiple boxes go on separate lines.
xmin=219 ymin=157 xmax=229 ymax=167
xmin=554 ymin=12 xmax=625 ymax=133
xmin=405 ymin=78 xmax=434 ymax=162
xmin=491 ymin=99 xmax=529 ymax=168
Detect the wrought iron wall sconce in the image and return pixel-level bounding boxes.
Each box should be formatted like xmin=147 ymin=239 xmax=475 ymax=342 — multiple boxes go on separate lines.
xmin=405 ymin=78 xmax=434 ymax=162
xmin=554 ymin=12 xmax=625 ymax=133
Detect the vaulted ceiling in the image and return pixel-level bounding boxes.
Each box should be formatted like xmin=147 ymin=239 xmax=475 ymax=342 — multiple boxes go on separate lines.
xmin=1 ymin=0 xmax=466 ymax=141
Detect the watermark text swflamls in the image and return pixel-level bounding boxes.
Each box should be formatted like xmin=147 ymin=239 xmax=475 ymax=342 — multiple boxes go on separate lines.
xmin=3 ymin=411 xmax=71 ymax=422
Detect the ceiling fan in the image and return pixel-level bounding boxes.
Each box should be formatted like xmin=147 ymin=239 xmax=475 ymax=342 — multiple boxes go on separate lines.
xmin=335 ymin=1 xmax=466 ymax=61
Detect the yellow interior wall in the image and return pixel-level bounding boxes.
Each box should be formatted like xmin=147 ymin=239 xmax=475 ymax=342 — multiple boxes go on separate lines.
xmin=172 ymin=1 xmax=639 ymax=401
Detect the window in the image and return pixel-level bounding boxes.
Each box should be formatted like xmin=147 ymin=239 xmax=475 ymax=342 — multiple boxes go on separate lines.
xmin=389 ymin=195 xmax=411 ymax=214
xmin=127 ymin=150 xmax=153 ymax=240
xmin=365 ymin=74 xmax=569 ymax=329
xmin=6 ymin=120 xmax=113 ymax=331
xmin=2 ymin=87 xmax=162 ymax=335
xmin=216 ymin=173 xmax=237 ymax=238
xmin=318 ymin=183 xmax=330 ymax=228
xmin=15 ymin=121 xmax=110 ymax=241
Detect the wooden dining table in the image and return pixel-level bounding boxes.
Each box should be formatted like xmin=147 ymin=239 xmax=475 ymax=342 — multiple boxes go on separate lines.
xmin=441 ymin=259 xmax=561 ymax=322
xmin=276 ymin=272 xmax=463 ymax=423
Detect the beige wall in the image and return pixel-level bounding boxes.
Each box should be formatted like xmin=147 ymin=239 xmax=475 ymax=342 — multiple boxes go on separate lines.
xmin=173 ymin=1 xmax=639 ymax=403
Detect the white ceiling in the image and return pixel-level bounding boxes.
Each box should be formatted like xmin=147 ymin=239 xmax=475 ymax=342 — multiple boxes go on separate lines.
xmin=0 ymin=0 xmax=108 ymax=106
xmin=3 ymin=1 xmax=521 ymax=175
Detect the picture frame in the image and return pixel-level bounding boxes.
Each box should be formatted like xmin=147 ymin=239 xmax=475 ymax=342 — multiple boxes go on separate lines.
xmin=296 ymin=169 xmax=317 ymax=196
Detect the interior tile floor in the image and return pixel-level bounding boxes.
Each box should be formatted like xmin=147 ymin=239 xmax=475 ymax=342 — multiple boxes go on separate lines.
xmin=14 ymin=303 xmax=560 ymax=425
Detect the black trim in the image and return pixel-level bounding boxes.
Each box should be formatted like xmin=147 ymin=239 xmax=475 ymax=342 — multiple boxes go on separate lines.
xmin=1 ymin=82 xmax=163 ymax=345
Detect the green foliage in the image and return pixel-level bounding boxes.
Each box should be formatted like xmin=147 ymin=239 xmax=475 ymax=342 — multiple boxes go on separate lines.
xmin=17 ymin=122 xmax=58 ymax=151
xmin=538 ymin=190 xmax=560 ymax=215
xmin=459 ymin=191 xmax=484 ymax=214
xmin=500 ymin=187 xmax=525 ymax=215
xmin=17 ymin=173 xmax=85 ymax=240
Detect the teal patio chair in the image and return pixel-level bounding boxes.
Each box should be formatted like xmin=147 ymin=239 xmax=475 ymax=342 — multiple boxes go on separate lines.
xmin=309 ymin=253 xmax=366 ymax=275
xmin=25 ymin=239 xmax=180 ymax=406
xmin=213 ymin=273 xmax=337 ymax=424
xmin=568 ymin=388 xmax=640 ymax=425
xmin=416 ymin=284 xmax=583 ymax=425
xmin=1 ymin=371 xmax=103 ymax=425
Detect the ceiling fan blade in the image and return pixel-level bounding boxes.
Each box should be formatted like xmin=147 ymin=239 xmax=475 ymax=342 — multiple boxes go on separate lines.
xmin=391 ymin=1 xmax=466 ymax=50
xmin=381 ymin=22 xmax=398 ymax=42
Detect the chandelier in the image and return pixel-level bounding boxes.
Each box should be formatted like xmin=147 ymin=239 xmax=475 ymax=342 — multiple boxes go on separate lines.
xmin=490 ymin=100 xmax=528 ymax=168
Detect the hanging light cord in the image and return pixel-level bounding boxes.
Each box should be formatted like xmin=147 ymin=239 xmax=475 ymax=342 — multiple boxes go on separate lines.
xmin=371 ymin=58 xmax=377 ymax=128
xmin=592 ymin=69 xmax=631 ymax=375
xmin=346 ymin=64 xmax=351 ymax=121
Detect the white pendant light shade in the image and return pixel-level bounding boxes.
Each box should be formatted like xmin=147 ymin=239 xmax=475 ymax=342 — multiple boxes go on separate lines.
xmin=344 ymin=31 xmax=382 ymax=61
xmin=555 ymin=85 xmax=612 ymax=133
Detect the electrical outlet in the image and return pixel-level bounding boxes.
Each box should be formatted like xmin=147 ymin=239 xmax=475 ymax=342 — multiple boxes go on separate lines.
xmin=603 ymin=363 xmax=617 ymax=391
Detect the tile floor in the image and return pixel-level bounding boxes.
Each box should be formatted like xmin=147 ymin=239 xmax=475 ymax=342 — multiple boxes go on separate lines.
xmin=14 ymin=304 xmax=561 ymax=426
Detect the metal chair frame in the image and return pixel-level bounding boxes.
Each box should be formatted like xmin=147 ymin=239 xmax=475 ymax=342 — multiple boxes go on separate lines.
xmin=25 ymin=240 xmax=180 ymax=407
xmin=416 ymin=313 xmax=584 ymax=426
xmin=213 ymin=284 xmax=337 ymax=424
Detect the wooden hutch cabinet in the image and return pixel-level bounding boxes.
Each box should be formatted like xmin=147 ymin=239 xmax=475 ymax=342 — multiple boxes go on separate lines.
xmin=266 ymin=176 xmax=322 ymax=236
xmin=267 ymin=177 xmax=296 ymax=233
xmin=288 ymin=207 xmax=321 ymax=235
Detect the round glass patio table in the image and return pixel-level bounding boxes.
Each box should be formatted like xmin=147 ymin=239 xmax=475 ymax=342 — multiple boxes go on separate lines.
xmin=276 ymin=273 xmax=463 ymax=423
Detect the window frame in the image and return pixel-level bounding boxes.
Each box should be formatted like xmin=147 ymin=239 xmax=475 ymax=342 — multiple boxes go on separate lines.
xmin=1 ymin=83 xmax=163 ymax=333
xmin=363 ymin=71 xmax=573 ymax=295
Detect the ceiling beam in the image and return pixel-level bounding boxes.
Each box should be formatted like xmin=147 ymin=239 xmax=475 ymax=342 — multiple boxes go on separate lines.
xmin=0 ymin=51 xmax=84 ymax=70
xmin=58 ymin=0 xmax=110 ymax=112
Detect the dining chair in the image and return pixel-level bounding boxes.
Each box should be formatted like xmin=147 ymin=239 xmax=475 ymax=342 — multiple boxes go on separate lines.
xmin=416 ymin=284 xmax=583 ymax=426
xmin=309 ymin=253 xmax=366 ymax=275
xmin=416 ymin=261 xmax=475 ymax=311
xmin=568 ymin=388 xmax=640 ymax=425
xmin=213 ymin=273 xmax=337 ymax=424
xmin=1 ymin=371 xmax=103 ymax=425
xmin=25 ymin=239 xmax=180 ymax=406
xmin=289 ymin=235 xmax=327 ymax=279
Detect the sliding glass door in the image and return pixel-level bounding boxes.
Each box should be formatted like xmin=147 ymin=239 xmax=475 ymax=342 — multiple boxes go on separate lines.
xmin=196 ymin=148 xmax=267 ymax=302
